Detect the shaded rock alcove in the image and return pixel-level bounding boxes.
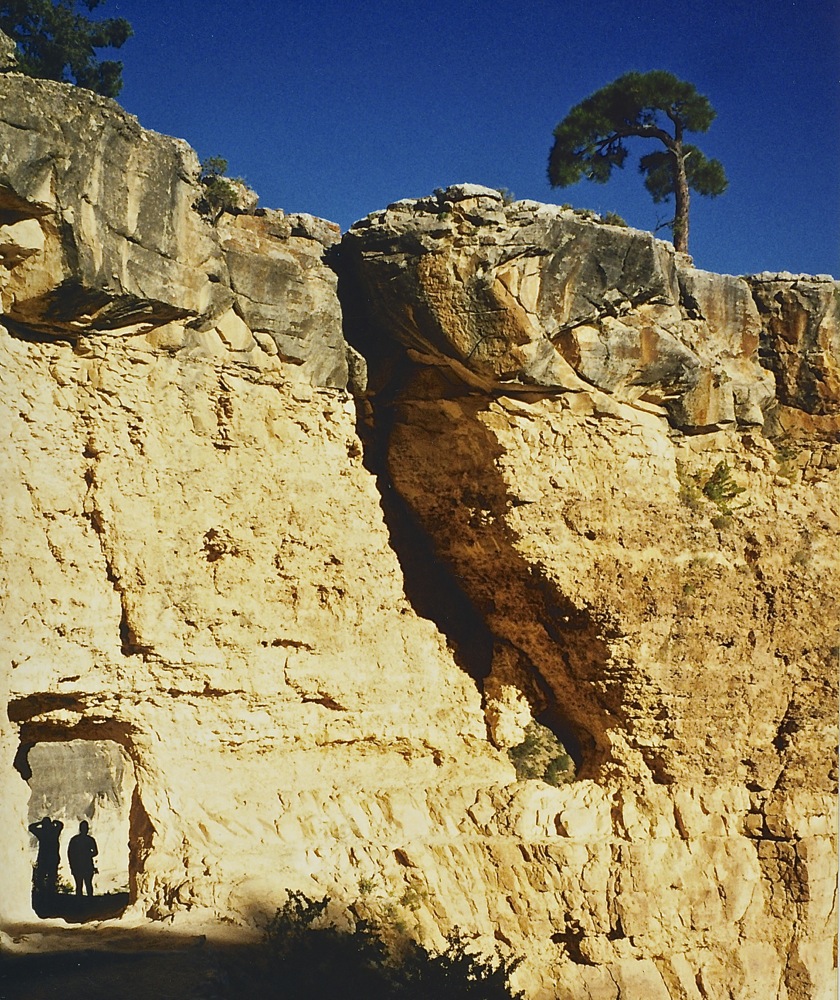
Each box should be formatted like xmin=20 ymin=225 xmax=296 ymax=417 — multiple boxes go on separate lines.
xmin=18 ymin=739 xmax=133 ymax=922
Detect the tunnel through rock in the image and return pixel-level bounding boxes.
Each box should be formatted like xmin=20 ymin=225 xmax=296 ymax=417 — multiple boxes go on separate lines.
xmin=15 ymin=739 xmax=134 ymax=921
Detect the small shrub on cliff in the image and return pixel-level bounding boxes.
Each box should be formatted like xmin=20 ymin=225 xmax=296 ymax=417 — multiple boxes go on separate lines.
xmin=196 ymin=156 xmax=242 ymax=222
xmin=508 ymin=720 xmax=575 ymax=786
xmin=259 ymin=891 xmax=388 ymax=999
xmin=677 ymin=460 xmax=747 ymax=516
xmin=396 ymin=931 xmax=523 ymax=1000
xmin=701 ymin=461 xmax=746 ymax=514
xmin=601 ymin=211 xmax=628 ymax=227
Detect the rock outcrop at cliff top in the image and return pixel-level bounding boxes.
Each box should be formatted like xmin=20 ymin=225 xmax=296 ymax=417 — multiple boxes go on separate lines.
xmin=0 ymin=73 xmax=348 ymax=387
xmin=0 ymin=75 xmax=836 ymax=1000
xmin=342 ymin=183 xmax=839 ymax=436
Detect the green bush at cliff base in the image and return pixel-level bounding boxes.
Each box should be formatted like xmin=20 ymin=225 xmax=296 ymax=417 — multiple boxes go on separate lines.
xmin=223 ymin=889 xmax=524 ymax=999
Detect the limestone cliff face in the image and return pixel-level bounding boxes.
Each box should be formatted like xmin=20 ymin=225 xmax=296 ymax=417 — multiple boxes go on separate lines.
xmin=340 ymin=187 xmax=838 ymax=998
xmin=0 ymin=79 xmax=837 ymax=1000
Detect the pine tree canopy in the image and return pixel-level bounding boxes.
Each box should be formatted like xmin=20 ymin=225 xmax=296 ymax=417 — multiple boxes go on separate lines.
xmin=0 ymin=0 xmax=132 ymax=98
xmin=547 ymin=70 xmax=727 ymax=253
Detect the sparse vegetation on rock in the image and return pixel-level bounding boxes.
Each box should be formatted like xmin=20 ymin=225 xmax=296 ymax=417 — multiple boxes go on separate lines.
xmin=677 ymin=459 xmax=747 ymax=516
xmin=223 ymin=890 xmax=524 ymax=1000
xmin=507 ymin=721 xmax=575 ymax=786
xmin=196 ymin=156 xmax=244 ymax=222
xmin=601 ymin=210 xmax=628 ymax=227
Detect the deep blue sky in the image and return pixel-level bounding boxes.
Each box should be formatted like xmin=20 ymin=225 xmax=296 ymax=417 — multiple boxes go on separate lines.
xmin=107 ymin=0 xmax=838 ymax=276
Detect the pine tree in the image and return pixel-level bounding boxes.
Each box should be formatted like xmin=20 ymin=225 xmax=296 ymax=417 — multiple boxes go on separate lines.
xmin=0 ymin=0 xmax=132 ymax=98
xmin=548 ymin=70 xmax=727 ymax=253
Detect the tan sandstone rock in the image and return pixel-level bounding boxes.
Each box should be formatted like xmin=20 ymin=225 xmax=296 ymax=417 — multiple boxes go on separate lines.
xmin=0 ymin=73 xmax=348 ymax=387
xmin=341 ymin=186 xmax=839 ymax=997
xmin=0 ymin=77 xmax=836 ymax=1000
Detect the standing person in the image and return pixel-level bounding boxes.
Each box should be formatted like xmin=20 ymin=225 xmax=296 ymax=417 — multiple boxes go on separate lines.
xmin=28 ymin=816 xmax=64 ymax=897
xmin=67 ymin=820 xmax=98 ymax=897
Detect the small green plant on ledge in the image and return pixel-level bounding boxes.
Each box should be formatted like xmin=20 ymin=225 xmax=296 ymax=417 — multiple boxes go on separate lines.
xmin=196 ymin=156 xmax=241 ymax=222
xmin=677 ymin=460 xmax=747 ymax=517
xmin=601 ymin=211 xmax=628 ymax=227
xmin=508 ymin=720 xmax=576 ymax=786
xmin=701 ymin=461 xmax=746 ymax=514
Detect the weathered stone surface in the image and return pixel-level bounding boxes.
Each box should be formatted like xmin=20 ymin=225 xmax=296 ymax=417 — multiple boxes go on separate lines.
xmin=218 ymin=214 xmax=347 ymax=387
xmin=341 ymin=186 xmax=786 ymax=431
xmin=748 ymin=274 xmax=840 ymax=418
xmin=0 ymin=77 xmax=836 ymax=1000
xmin=342 ymin=189 xmax=838 ymax=996
xmin=0 ymin=322 xmax=507 ymax=937
xmin=0 ymin=74 xmax=348 ymax=388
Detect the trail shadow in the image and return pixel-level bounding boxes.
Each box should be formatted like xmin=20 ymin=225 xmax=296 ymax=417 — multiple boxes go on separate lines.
xmin=0 ymin=944 xmax=224 ymax=1000
xmin=31 ymin=891 xmax=130 ymax=923
xmin=0 ymin=913 xmax=522 ymax=1000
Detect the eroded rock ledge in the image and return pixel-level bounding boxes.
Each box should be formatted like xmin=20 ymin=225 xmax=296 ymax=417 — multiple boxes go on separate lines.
xmin=0 ymin=79 xmax=836 ymax=1000
xmin=0 ymin=73 xmax=348 ymax=387
xmin=341 ymin=183 xmax=838 ymax=437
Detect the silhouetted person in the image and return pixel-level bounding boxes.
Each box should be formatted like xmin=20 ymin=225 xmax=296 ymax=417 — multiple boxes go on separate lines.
xmin=68 ymin=820 xmax=98 ymax=897
xmin=28 ymin=816 xmax=63 ymax=897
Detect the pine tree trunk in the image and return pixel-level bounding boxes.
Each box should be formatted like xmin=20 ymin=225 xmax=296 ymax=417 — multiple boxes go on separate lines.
xmin=672 ymin=146 xmax=690 ymax=254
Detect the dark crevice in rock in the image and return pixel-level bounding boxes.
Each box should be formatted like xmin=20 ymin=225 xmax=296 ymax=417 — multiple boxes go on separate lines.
xmin=332 ymin=234 xmax=492 ymax=688
xmin=351 ymin=394 xmax=494 ymax=690
xmin=0 ymin=184 xmax=50 ymax=218
xmin=334 ymin=240 xmax=605 ymax=776
xmin=82 ymin=470 xmax=153 ymax=659
xmin=550 ymin=927 xmax=596 ymax=965
xmin=8 ymin=693 xmax=88 ymax=724
xmin=1 ymin=315 xmax=74 ymax=344
xmin=9 ymin=278 xmax=191 ymax=336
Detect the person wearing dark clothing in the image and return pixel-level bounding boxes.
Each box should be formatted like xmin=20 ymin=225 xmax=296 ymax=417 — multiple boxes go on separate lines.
xmin=68 ymin=820 xmax=98 ymax=897
xmin=28 ymin=816 xmax=63 ymax=896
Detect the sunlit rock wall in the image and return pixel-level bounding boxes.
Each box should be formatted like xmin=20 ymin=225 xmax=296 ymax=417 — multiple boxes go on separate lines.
xmin=0 ymin=76 xmax=836 ymax=1000
xmin=340 ymin=185 xmax=839 ymax=999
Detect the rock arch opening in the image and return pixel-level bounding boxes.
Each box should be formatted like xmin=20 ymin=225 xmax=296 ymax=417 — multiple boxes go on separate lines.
xmin=14 ymin=738 xmax=135 ymax=922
